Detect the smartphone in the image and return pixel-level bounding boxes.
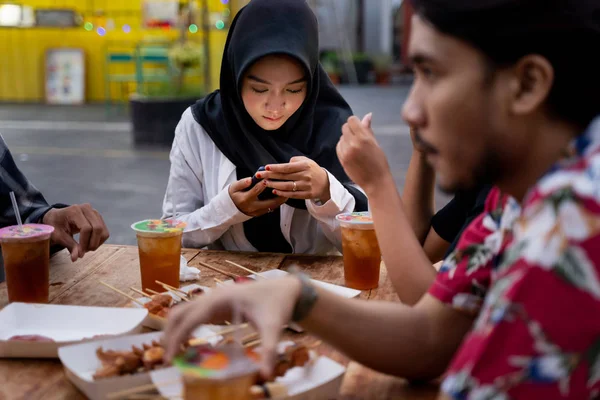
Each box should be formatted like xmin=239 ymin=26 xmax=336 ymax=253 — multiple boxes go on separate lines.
xmin=245 ymin=166 xmax=278 ymax=200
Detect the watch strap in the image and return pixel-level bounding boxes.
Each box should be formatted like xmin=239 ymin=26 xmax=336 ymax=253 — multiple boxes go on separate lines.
xmin=289 ymin=267 xmax=318 ymax=322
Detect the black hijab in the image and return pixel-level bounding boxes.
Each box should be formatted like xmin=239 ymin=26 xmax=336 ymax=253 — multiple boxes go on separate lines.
xmin=192 ymin=0 xmax=367 ymax=253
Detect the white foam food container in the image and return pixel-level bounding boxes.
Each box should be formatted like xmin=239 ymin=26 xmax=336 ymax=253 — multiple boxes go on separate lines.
xmin=59 ymin=326 xmax=222 ymax=400
xmin=152 ymin=341 xmax=347 ymax=400
xmin=0 ymin=303 xmax=148 ymax=358
xmin=220 ymin=269 xmax=361 ymax=332
xmin=221 ymin=269 xmax=361 ymax=298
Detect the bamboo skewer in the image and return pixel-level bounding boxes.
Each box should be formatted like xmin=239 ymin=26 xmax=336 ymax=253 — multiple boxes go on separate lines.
xmin=145 ymin=288 xmax=160 ymax=295
xmin=224 ymin=260 xmax=267 ymax=279
xmin=188 ymin=323 xmax=251 ymax=346
xmin=214 ymin=277 xmax=225 ymax=285
xmin=130 ymin=287 xmax=152 ymax=299
xmin=106 ymin=378 xmax=181 ymax=399
xmin=155 ymin=281 xmax=189 ymax=302
xmin=99 ymin=281 xmax=145 ymax=306
xmin=155 ymin=280 xmax=189 ymax=298
xmin=244 ymin=339 xmax=262 ymax=348
xmin=197 ymin=260 xmax=239 ymax=279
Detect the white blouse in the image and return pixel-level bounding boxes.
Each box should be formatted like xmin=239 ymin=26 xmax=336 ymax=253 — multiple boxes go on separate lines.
xmin=161 ymin=107 xmax=362 ymax=255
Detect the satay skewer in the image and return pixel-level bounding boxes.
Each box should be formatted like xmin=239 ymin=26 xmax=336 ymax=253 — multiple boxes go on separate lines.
xmin=225 ymin=260 xmax=267 ymax=279
xmin=244 ymin=339 xmax=262 ymax=348
xmin=155 ymin=281 xmax=189 ymax=302
xmin=224 ymin=260 xmax=267 ymax=280
xmin=188 ymin=323 xmax=251 ymax=346
xmin=197 ymin=260 xmax=240 ymax=279
xmin=99 ymin=281 xmax=145 ymax=306
xmin=145 ymin=288 xmax=160 ymax=296
xmin=106 ymin=378 xmax=181 ymax=399
xmin=130 ymin=287 xmax=152 ymax=299
xmin=155 ymin=280 xmax=190 ymax=298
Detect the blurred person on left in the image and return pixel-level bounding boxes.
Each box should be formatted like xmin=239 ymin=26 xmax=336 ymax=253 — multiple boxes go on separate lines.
xmin=0 ymin=135 xmax=109 ymax=281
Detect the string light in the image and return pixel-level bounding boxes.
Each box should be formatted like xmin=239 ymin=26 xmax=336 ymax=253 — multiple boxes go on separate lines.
xmin=221 ymin=0 xmax=229 ymax=4
xmin=84 ymin=22 xmax=93 ymax=31
xmin=215 ymin=20 xmax=225 ymax=29
xmin=97 ymin=27 xmax=106 ymax=36
xmin=189 ymin=24 xmax=198 ymax=33
xmin=122 ymin=24 xmax=131 ymax=33
xmin=223 ymin=9 xmax=230 ymax=17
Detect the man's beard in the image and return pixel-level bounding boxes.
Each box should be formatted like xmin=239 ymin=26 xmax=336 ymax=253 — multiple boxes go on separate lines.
xmin=436 ymin=149 xmax=502 ymax=195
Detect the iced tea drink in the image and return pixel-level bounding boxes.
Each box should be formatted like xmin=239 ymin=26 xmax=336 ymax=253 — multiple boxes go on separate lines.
xmin=336 ymin=212 xmax=381 ymax=290
xmin=175 ymin=345 xmax=259 ymax=400
xmin=131 ymin=219 xmax=186 ymax=293
xmin=0 ymin=224 xmax=54 ymax=303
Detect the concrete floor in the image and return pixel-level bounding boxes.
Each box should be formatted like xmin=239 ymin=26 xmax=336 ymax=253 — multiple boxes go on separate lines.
xmin=0 ymin=85 xmax=450 ymax=246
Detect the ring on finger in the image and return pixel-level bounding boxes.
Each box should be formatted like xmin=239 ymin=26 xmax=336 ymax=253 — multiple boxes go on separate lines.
xmin=292 ymin=181 xmax=297 ymax=192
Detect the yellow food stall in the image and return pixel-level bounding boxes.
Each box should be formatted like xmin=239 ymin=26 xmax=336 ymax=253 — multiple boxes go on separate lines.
xmin=0 ymin=0 xmax=246 ymax=103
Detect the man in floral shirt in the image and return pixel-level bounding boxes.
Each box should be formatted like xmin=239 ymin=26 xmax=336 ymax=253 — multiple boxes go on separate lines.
xmin=439 ymin=122 xmax=600 ymax=399
xmin=161 ymin=0 xmax=600 ymax=398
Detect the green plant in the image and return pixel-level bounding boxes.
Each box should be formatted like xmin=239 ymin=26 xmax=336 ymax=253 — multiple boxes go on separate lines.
xmin=321 ymin=59 xmax=340 ymax=75
xmin=372 ymin=53 xmax=393 ymax=73
xmin=168 ymin=41 xmax=204 ymax=93
xmin=352 ymin=52 xmax=370 ymax=62
xmin=136 ymin=82 xmax=204 ymax=99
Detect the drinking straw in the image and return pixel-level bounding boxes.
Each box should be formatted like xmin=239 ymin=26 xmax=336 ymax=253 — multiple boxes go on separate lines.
xmin=9 ymin=192 xmax=22 ymax=229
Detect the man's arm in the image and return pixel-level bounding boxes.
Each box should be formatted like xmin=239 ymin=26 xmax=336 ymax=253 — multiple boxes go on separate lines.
xmin=301 ymin=289 xmax=474 ymax=380
xmin=401 ymin=146 xmax=437 ymax=244
xmin=368 ymin=174 xmax=438 ymax=304
xmin=0 ymin=135 xmax=58 ymax=226
xmin=0 ymin=135 xmax=109 ymax=262
xmin=163 ymin=276 xmax=475 ymax=381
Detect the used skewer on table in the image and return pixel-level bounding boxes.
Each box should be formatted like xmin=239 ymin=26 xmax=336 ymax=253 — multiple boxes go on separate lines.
xmin=223 ymin=260 xmax=267 ymax=279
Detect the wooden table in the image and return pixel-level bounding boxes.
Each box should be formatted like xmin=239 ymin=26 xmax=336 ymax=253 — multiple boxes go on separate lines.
xmin=0 ymin=245 xmax=439 ymax=400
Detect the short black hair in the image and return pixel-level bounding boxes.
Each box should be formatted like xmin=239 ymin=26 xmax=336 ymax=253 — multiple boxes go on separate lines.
xmin=411 ymin=0 xmax=600 ymax=129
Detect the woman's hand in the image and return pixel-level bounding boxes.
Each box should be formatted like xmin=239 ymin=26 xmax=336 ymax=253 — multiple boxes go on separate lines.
xmin=261 ymin=157 xmax=331 ymax=202
xmin=229 ymin=177 xmax=287 ymax=216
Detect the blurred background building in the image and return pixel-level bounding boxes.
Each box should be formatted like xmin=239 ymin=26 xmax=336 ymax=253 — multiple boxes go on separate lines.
xmin=0 ymin=0 xmax=413 ymax=104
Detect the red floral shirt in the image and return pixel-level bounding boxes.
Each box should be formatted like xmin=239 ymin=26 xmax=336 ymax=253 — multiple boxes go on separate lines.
xmin=431 ymin=117 xmax=600 ymax=399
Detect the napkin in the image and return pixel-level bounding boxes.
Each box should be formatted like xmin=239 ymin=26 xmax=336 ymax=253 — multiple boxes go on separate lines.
xmin=179 ymin=255 xmax=201 ymax=281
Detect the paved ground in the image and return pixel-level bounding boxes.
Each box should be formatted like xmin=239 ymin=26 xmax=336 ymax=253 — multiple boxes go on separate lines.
xmin=0 ymin=84 xmax=450 ymax=246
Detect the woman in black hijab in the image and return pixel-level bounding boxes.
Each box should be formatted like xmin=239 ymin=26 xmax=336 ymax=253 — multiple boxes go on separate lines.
xmin=162 ymin=0 xmax=367 ymax=254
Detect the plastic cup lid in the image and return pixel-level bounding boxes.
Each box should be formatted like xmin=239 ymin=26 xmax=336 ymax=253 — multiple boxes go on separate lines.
xmin=131 ymin=219 xmax=186 ymax=233
xmin=335 ymin=211 xmax=374 ymax=225
xmin=0 ymin=224 xmax=54 ymax=240
xmin=174 ymin=346 xmax=259 ymax=379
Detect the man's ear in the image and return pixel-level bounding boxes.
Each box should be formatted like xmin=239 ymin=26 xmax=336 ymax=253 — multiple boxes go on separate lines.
xmin=507 ymin=55 xmax=554 ymax=116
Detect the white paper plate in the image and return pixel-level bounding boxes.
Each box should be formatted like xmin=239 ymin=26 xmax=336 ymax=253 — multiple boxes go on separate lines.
xmin=221 ymin=269 xmax=361 ymax=298
xmin=219 ymin=269 xmax=361 ymax=333
xmin=0 ymin=303 xmax=148 ymax=358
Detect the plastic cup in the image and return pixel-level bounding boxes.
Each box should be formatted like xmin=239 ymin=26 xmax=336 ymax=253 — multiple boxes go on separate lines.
xmin=131 ymin=219 xmax=186 ymax=293
xmin=0 ymin=224 xmax=55 ymax=303
xmin=336 ymin=212 xmax=381 ymax=290
xmin=182 ymin=370 xmax=257 ymax=400
xmin=175 ymin=345 xmax=259 ymax=400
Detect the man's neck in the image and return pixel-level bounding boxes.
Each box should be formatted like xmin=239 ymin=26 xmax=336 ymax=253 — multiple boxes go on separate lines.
xmin=496 ymin=118 xmax=580 ymax=203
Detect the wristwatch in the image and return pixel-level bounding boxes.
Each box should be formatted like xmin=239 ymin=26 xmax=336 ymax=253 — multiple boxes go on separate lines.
xmin=289 ymin=266 xmax=318 ymax=322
